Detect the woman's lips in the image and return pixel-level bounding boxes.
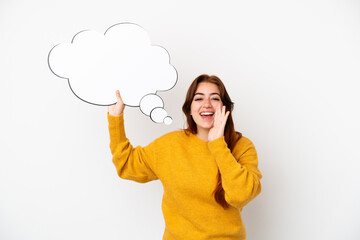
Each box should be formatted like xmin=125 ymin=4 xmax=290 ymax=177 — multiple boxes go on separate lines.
xmin=200 ymin=112 xmax=214 ymax=120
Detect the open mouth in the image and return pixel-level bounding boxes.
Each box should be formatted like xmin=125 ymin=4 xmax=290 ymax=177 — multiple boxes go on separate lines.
xmin=200 ymin=112 xmax=214 ymax=116
xmin=200 ymin=112 xmax=214 ymax=119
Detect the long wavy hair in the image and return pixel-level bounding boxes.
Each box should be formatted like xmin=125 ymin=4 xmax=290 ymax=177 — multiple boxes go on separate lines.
xmin=182 ymin=74 xmax=242 ymax=209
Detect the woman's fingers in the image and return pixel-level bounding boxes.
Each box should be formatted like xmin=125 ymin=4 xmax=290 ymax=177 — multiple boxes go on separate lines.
xmin=208 ymin=105 xmax=229 ymax=142
xmin=215 ymin=106 xmax=227 ymax=122
xmin=214 ymin=106 xmax=229 ymax=129
xmin=221 ymin=106 xmax=226 ymax=117
xmin=224 ymin=110 xmax=230 ymax=122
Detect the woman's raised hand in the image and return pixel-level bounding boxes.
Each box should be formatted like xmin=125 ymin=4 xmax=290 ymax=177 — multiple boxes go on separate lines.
xmin=108 ymin=90 xmax=125 ymax=116
xmin=208 ymin=105 xmax=230 ymax=142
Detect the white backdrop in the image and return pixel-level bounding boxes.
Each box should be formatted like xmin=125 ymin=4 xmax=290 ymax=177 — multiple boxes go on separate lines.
xmin=1 ymin=0 xmax=360 ymax=239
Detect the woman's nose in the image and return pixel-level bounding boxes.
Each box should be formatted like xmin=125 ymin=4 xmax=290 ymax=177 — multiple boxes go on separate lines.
xmin=203 ymin=99 xmax=211 ymax=108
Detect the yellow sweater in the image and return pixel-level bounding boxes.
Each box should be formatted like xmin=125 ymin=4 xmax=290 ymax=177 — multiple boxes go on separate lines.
xmin=108 ymin=113 xmax=262 ymax=240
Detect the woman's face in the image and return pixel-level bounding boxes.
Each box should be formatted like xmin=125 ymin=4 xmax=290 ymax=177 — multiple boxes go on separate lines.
xmin=190 ymin=82 xmax=223 ymax=132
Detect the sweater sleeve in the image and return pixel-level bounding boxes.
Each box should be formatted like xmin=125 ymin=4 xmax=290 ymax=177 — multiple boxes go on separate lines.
xmin=208 ymin=136 xmax=262 ymax=209
xmin=108 ymin=112 xmax=158 ymax=183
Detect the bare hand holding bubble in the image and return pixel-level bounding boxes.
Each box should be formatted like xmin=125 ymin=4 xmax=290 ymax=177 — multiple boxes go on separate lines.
xmin=48 ymin=23 xmax=177 ymax=124
xmin=108 ymin=90 xmax=125 ymax=117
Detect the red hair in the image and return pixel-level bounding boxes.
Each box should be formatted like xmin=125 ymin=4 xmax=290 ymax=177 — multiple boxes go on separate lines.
xmin=182 ymin=74 xmax=241 ymax=209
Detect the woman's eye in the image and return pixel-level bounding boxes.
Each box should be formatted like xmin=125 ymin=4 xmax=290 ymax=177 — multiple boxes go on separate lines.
xmin=212 ymin=98 xmax=220 ymax=101
xmin=194 ymin=98 xmax=202 ymax=101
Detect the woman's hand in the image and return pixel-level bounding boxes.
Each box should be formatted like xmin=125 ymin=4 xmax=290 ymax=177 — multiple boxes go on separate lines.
xmin=108 ymin=90 xmax=125 ymax=116
xmin=208 ymin=106 xmax=230 ymax=142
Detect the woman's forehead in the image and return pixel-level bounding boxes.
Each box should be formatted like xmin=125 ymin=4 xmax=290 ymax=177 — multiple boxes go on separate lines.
xmin=195 ymin=82 xmax=220 ymax=93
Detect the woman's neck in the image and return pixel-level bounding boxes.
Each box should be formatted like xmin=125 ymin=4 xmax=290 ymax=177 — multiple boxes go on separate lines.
xmin=196 ymin=129 xmax=209 ymax=142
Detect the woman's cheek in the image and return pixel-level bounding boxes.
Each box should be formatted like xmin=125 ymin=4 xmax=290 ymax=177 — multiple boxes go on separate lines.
xmin=214 ymin=102 xmax=223 ymax=110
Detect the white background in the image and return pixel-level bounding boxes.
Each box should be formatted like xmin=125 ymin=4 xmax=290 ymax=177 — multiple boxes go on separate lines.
xmin=1 ymin=0 xmax=360 ymax=239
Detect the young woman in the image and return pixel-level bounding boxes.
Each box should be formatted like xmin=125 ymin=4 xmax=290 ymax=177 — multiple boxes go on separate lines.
xmin=107 ymin=74 xmax=262 ymax=240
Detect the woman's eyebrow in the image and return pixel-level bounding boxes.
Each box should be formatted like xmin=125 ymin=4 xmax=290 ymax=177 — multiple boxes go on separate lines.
xmin=194 ymin=92 xmax=220 ymax=96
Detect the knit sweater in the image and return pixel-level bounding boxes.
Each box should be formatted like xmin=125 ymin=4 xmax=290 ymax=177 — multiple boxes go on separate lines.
xmin=108 ymin=113 xmax=262 ymax=240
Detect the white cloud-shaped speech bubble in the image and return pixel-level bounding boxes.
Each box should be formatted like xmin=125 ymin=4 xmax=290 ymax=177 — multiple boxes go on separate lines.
xmin=48 ymin=23 xmax=177 ymax=124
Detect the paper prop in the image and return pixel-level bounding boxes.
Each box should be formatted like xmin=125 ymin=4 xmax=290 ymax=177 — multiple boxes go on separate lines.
xmin=48 ymin=23 xmax=178 ymax=124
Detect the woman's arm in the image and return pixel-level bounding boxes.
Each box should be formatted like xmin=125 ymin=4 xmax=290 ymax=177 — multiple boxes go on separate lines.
xmin=207 ymin=105 xmax=262 ymax=208
xmin=108 ymin=91 xmax=158 ymax=183
xmin=208 ymin=136 xmax=262 ymax=209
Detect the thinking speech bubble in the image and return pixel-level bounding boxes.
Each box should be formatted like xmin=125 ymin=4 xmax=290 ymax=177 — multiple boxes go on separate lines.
xmin=48 ymin=23 xmax=178 ymax=124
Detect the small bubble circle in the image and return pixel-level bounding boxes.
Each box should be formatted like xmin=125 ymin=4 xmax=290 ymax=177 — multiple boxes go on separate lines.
xmin=163 ymin=116 xmax=173 ymax=125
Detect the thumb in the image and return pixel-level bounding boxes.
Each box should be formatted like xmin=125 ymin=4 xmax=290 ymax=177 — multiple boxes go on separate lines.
xmin=116 ymin=90 xmax=124 ymax=104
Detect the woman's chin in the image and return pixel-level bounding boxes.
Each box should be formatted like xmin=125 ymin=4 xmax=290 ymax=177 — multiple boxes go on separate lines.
xmin=198 ymin=123 xmax=214 ymax=131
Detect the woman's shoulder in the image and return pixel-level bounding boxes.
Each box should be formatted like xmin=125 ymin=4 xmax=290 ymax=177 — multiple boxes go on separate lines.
xmin=233 ymin=135 xmax=257 ymax=155
xmin=237 ymin=135 xmax=254 ymax=145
